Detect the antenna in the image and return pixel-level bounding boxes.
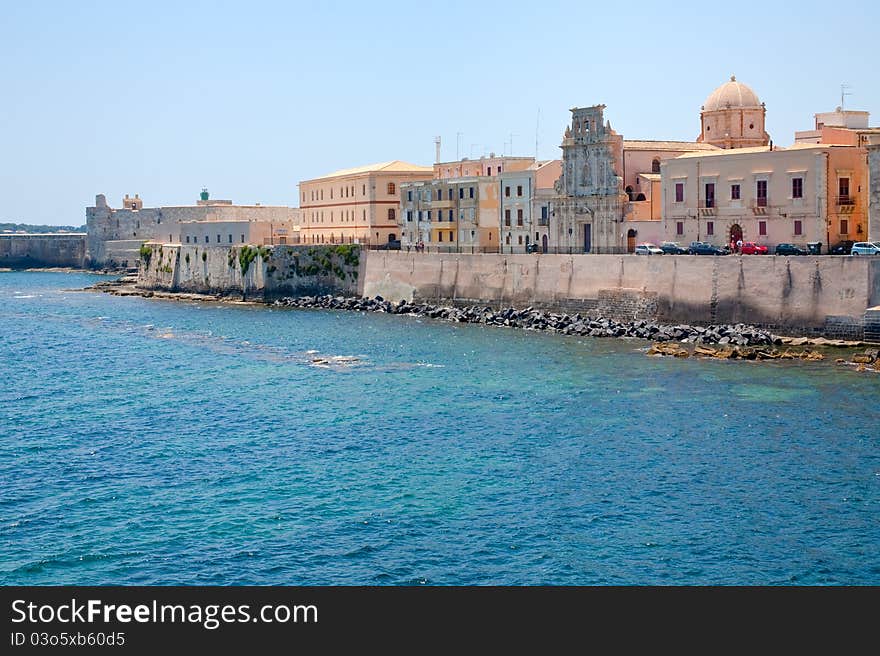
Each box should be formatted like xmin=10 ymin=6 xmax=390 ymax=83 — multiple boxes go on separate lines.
xmin=507 ymin=132 xmax=517 ymax=156
xmin=456 ymin=132 xmax=462 ymax=160
xmin=841 ymin=83 xmax=852 ymax=110
xmin=434 ymin=136 xmax=441 ymax=164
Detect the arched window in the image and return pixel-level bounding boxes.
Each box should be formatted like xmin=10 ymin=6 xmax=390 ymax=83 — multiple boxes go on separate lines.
xmin=651 ymin=159 xmax=661 ymax=174
xmin=388 ymin=208 xmax=396 ymax=221
xmin=387 ymin=182 xmax=396 ymax=195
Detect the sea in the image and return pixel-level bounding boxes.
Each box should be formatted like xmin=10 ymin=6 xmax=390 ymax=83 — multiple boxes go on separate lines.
xmin=1 ymin=271 xmax=878 ymax=585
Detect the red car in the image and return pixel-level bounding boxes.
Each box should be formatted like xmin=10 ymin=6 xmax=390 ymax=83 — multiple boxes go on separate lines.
xmin=740 ymin=241 xmax=768 ymax=255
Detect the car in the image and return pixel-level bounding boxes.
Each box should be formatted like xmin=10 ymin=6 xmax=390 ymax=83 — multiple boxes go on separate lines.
xmin=688 ymin=241 xmax=727 ymax=255
xmin=659 ymin=241 xmax=689 ymax=255
xmin=850 ymin=242 xmax=880 ymax=255
xmin=377 ymin=239 xmax=402 ymax=251
xmin=526 ymin=243 xmax=540 ymax=254
xmin=740 ymin=241 xmax=768 ymax=255
xmin=775 ymin=243 xmax=808 ymax=256
xmin=634 ymin=243 xmax=664 ymax=255
xmin=831 ymin=240 xmax=855 ymax=255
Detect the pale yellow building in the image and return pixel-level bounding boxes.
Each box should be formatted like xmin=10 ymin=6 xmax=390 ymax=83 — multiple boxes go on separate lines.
xmin=298 ymin=161 xmax=433 ymax=246
xmin=697 ymin=76 xmax=770 ymax=150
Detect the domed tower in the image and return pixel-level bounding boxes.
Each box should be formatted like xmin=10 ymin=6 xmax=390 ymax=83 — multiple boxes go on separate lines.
xmin=698 ymin=75 xmax=769 ymax=149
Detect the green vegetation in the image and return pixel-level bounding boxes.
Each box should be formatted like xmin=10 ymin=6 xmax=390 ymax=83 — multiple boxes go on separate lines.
xmin=331 ymin=244 xmax=360 ymax=267
xmin=0 ymin=222 xmax=86 ymax=233
xmin=139 ymin=243 xmax=152 ymax=265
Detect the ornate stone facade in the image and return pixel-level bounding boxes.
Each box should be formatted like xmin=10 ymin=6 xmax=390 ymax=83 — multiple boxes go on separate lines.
xmin=553 ymin=105 xmax=627 ymax=253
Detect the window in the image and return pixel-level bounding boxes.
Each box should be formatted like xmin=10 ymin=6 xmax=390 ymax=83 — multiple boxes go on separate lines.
xmin=504 ymin=209 xmax=511 ymax=226
xmin=448 ymin=188 xmax=453 ymax=200
xmin=794 ymin=220 xmax=803 ymax=236
xmin=228 ymin=234 xmax=233 ymax=243
xmin=185 ymin=236 xmax=190 ymax=243
xmin=731 ymin=184 xmax=741 ymax=200
xmin=436 ymin=189 xmax=442 ymax=200
xmin=320 ymin=190 xmax=323 ymax=200
xmin=448 ymin=210 xmax=453 ymax=221
xmin=518 ymin=235 xmax=523 ymax=245
xmin=427 ymin=210 xmax=432 ymax=221
xmin=792 ymin=177 xmax=803 ymax=199
xmin=449 ymin=231 xmax=454 ymax=242
xmin=241 ymin=234 xmax=245 ymax=243
xmin=459 ymin=187 xmax=464 ymax=199
xmin=707 ymin=221 xmax=714 ymax=236
xmin=675 ymin=182 xmax=684 ymax=203
xmin=505 ymin=186 xmax=511 ymax=197
xmin=839 ymin=177 xmax=852 ymax=203
xmin=497 ymin=166 xmax=501 ymax=174
xmin=406 ymin=210 xmax=413 ymax=222
xmin=541 ymin=206 xmax=548 ymax=220
xmin=205 ymin=235 xmax=209 ymax=243
xmin=705 ymin=183 xmax=715 ymax=208
xmin=407 ymin=190 xmax=412 ymax=202
xmin=517 ymin=209 xmax=523 ymax=226
xmin=216 ymin=234 xmax=221 ymax=243
xmin=417 ymin=211 xmax=422 ymax=221
xmin=506 ymin=234 xmax=511 ymax=245
xmin=469 ymin=187 xmax=474 ymax=198
xmin=438 ymin=232 xmax=443 ymax=242
xmin=330 ymin=188 xmax=333 ymax=199
xmin=759 ymin=221 xmax=767 ymax=236
xmin=756 ymin=180 xmax=768 ymax=206
xmin=840 ymin=219 xmax=849 ymax=235
xmin=676 ymin=221 xmax=684 ymax=236
xmin=388 ymin=208 xmax=396 ymax=221
xmin=362 ymin=185 xmax=365 ymax=195
xmin=517 ymin=185 xmax=523 ymax=197
xmin=387 ymin=182 xmax=396 ymax=195
xmin=651 ymin=159 xmax=661 ymax=174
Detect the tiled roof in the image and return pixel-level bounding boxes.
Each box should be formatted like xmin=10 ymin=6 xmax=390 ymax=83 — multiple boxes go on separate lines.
xmin=624 ymin=140 xmax=720 ymax=152
xmin=306 ymin=160 xmax=433 ymax=181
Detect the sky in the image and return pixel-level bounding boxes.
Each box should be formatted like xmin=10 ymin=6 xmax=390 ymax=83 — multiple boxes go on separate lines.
xmin=2 ymin=0 xmax=878 ymax=225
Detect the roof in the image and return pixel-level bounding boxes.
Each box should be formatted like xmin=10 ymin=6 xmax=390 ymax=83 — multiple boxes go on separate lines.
xmin=703 ymin=75 xmax=763 ymax=111
xmin=638 ymin=173 xmax=661 ymax=180
xmin=674 ymin=143 xmax=836 ymax=159
xmin=624 ymin=140 xmax=720 ymax=152
xmin=526 ymin=159 xmax=562 ymax=171
xmin=303 ymin=160 xmax=433 ymax=181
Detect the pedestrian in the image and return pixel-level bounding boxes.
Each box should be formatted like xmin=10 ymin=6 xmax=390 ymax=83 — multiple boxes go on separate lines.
xmin=736 ymin=238 xmax=743 ymax=254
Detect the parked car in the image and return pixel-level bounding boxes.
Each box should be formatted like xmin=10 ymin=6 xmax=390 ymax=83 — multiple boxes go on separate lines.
xmin=850 ymin=241 xmax=880 ymax=255
xmin=688 ymin=241 xmax=727 ymax=255
xmin=831 ymin=240 xmax=855 ymax=255
xmin=775 ymin=243 xmax=808 ymax=256
xmin=659 ymin=241 xmax=689 ymax=255
xmin=526 ymin=243 xmax=540 ymax=254
xmin=634 ymin=243 xmax=664 ymax=255
xmin=377 ymin=239 xmax=401 ymax=251
xmin=740 ymin=241 xmax=768 ymax=255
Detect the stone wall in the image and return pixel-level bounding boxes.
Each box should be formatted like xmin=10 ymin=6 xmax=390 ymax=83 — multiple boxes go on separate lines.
xmin=0 ymin=234 xmax=87 ymax=268
xmin=137 ymin=244 xmax=361 ymax=299
xmin=361 ymin=252 xmax=880 ymax=337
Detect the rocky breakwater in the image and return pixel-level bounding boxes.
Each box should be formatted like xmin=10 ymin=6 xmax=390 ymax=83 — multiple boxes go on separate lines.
xmin=273 ymin=294 xmax=784 ymax=344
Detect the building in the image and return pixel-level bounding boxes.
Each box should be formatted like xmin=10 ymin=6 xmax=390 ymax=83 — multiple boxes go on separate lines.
xmin=297 ymin=161 xmax=433 ymax=246
xmin=696 ymin=76 xmax=770 ymax=150
xmin=398 ymin=156 xmax=539 ymax=252
xmin=86 ymin=192 xmax=299 ymax=268
xmin=795 ymin=107 xmax=872 ymax=144
xmin=529 ymin=160 xmax=561 ymax=253
xmin=660 ymin=143 xmax=868 ymax=251
xmin=868 ymin=139 xmax=880 ymax=240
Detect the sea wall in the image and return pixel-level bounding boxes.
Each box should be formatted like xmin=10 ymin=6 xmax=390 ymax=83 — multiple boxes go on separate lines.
xmin=362 ymin=252 xmax=880 ymax=337
xmin=137 ymin=243 xmax=361 ymax=298
xmin=0 ymin=234 xmax=87 ymax=268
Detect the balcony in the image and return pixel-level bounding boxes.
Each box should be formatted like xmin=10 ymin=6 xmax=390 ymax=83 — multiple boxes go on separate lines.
xmin=836 ymin=195 xmax=855 ymax=206
xmin=698 ymin=201 xmax=716 ymax=217
xmin=752 ymin=198 xmax=769 ymax=215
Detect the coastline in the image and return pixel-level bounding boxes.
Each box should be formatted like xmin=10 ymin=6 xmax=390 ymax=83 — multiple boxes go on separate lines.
xmin=80 ymin=276 xmax=879 ymax=370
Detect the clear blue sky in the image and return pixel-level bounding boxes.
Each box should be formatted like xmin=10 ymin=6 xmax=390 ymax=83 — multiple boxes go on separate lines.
xmin=2 ymin=0 xmax=878 ymax=225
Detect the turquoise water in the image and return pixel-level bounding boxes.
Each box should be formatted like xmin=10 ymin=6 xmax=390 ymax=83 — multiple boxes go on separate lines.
xmin=1 ymin=271 xmax=878 ymax=585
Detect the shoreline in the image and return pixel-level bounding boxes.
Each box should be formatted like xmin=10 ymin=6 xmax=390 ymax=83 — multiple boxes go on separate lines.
xmin=81 ymin=279 xmax=880 ymax=370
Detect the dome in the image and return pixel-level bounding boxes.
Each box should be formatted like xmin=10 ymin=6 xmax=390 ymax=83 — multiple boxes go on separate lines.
xmin=703 ymin=75 xmax=762 ymax=112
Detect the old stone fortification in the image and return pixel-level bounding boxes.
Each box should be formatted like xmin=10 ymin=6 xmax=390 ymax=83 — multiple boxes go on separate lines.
xmin=362 ymin=252 xmax=880 ymax=338
xmin=0 ymin=234 xmax=87 ymax=268
xmin=137 ymin=244 xmax=361 ymax=298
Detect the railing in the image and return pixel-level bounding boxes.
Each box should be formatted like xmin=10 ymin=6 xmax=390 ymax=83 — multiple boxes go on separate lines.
xmin=836 ymin=195 xmax=855 ymax=206
xmin=755 ymin=197 xmax=768 ymax=207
